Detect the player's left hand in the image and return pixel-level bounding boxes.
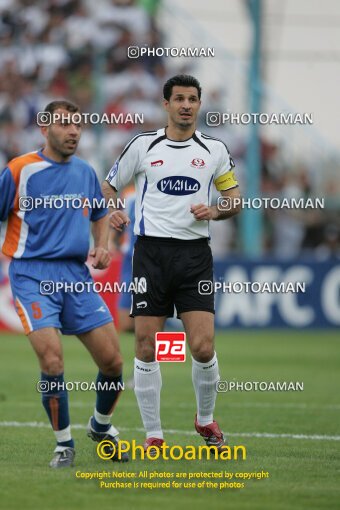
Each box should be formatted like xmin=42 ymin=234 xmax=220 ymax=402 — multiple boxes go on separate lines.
xmin=89 ymin=247 xmax=111 ymax=270
xmin=190 ymin=203 xmax=217 ymax=221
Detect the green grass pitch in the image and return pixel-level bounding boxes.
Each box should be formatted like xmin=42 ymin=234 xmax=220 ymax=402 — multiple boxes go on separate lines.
xmin=0 ymin=330 xmax=339 ymax=510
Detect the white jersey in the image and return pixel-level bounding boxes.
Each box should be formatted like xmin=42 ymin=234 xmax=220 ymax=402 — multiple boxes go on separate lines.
xmin=106 ymin=128 xmax=238 ymax=240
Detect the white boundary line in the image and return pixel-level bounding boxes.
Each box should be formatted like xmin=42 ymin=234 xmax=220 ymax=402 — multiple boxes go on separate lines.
xmin=4 ymin=401 xmax=340 ymax=410
xmin=1 ymin=421 xmax=339 ymax=441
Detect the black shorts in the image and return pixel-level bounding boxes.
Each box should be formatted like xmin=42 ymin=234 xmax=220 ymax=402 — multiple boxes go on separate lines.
xmin=131 ymin=235 xmax=214 ymax=317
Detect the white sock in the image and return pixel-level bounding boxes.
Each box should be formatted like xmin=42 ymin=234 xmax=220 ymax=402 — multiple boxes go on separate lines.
xmin=54 ymin=425 xmax=72 ymax=443
xmin=94 ymin=409 xmax=111 ymax=425
xmin=192 ymin=352 xmax=220 ymax=426
xmin=134 ymin=358 xmax=163 ymax=439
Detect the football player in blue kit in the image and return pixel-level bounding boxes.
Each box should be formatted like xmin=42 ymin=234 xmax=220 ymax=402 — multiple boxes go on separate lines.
xmin=0 ymin=101 xmax=128 ymax=467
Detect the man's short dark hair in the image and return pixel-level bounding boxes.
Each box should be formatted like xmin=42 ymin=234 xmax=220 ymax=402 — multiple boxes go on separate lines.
xmin=163 ymin=75 xmax=202 ymax=101
xmin=44 ymin=100 xmax=80 ymax=114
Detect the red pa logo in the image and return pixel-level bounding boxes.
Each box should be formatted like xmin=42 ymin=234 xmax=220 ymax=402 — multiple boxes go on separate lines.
xmin=155 ymin=332 xmax=186 ymax=362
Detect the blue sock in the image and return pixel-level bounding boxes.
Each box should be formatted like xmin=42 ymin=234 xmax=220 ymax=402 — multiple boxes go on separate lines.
xmin=41 ymin=372 xmax=74 ymax=448
xmin=92 ymin=371 xmax=123 ymax=433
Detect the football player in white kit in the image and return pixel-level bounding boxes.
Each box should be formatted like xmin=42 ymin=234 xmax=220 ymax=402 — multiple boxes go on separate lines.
xmin=102 ymin=75 xmax=241 ymax=455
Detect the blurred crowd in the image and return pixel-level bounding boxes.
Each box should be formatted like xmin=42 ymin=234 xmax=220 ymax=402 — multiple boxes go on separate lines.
xmin=0 ymin=0 xmax=339 ymax=259
xmin=0 ymin=0 xmax=165 ymax=172
xmin=207 ymin=133 xmax=340 ymax=260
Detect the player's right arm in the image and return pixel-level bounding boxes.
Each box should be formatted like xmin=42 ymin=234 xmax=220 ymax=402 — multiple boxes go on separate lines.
xmin=102 ymin=134 xmax=143 ymax=232
xmin=0 ymin=167 xmax=16 ymax=221
xmin=102 ymin=181 xmax=130 ymax=232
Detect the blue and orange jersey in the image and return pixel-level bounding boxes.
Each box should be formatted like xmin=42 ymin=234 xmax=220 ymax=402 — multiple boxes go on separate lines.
xmin=0 ymin=150 xmax=107 ymax=261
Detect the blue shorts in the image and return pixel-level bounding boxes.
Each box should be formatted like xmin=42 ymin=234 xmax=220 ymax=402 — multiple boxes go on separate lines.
xmin=118 ymin=254 xmax=132 ymax=310
xmin=9 ymin=258 xmax=113 ymax=335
